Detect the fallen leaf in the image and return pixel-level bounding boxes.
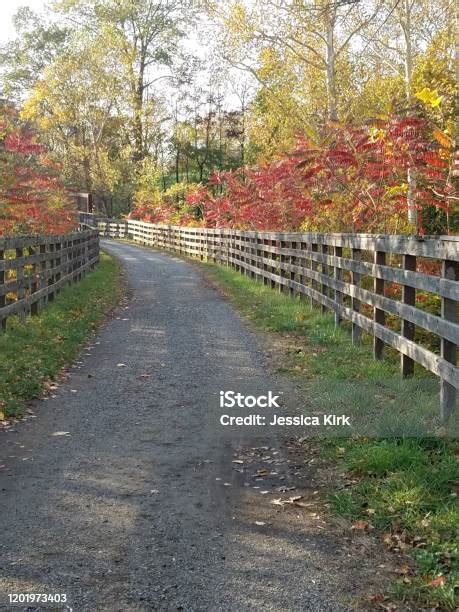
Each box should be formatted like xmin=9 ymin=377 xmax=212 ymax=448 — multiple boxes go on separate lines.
xmin=351 ymin=520 xmax=372 ymax=531
xmin=383 ymin=533 xmax=393 ymax=546
xmin=367 ymin=593 xmax=384 ymax=603
xmin=396 ymin=564 xmax=411 ymax=575
xmin=427 ymin=575 xmax=446 ymax=588
xmin=256 ymin=468 xmax=270 ymax=476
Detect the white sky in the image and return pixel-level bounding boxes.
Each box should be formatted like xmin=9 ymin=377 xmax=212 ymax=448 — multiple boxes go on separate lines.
xmin=0 ymin=0 xmax=47 ymax=44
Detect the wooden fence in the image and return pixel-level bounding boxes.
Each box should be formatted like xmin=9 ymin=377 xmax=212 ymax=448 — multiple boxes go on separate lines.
xmin=0 ymin=229 xmax=100 ymax=331
xmin=99 ymin=219 xmax=458 ymax=419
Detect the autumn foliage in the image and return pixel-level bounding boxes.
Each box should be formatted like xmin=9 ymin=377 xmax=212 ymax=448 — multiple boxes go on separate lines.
xmin=0 ymin=104 xmax=78 ymax=237
xmin=130 ymin=114 xmax=454 ymax=235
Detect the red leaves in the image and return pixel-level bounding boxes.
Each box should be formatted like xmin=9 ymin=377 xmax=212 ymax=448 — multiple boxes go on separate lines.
xmin=4 ymin=132 xmax=44 ymax=155
xmin=129 ymin=113 xmax=455 ymax=234
xmin=0 ymin=105 xmax=78 ymax=236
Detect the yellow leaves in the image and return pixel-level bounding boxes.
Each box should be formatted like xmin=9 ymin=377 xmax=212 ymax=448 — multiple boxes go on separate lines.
xmin=386 ymin=184 xmax=408 ymax=198
xmin=415 ymin=87 xmax=443 ymax=108
xmin=228 ymin=1 xmax=248 ymax=30
xmin=432 ymin=127 xmax=453 ymax=149
xmin=369 ymin=127 xmax=385 ymax=142
xmin=224 ymin=1 xmax=252 ymax=43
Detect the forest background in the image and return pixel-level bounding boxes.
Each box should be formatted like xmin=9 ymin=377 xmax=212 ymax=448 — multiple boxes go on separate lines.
xmin=0 ymin=0 xmax=456 ymax=236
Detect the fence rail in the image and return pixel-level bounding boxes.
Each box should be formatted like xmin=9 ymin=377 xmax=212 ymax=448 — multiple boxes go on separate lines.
xmin=0 ymin=229 xmax=100 ymax=330
xmin=99 ymin=219 xmax=458 ymax=419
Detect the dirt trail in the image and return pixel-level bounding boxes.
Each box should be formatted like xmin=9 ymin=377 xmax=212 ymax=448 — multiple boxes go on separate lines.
xmin=0 ymin=241 xmax=388 ymax=611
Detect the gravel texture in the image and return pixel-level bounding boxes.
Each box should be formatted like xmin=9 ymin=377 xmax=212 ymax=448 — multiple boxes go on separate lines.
xmin=0 ymin=240 xmax=376 ymax=611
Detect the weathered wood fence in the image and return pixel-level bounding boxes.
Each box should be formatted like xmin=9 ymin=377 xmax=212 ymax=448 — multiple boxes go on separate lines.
xmin=0 ymin=229 xmax=100 ymax=331
xmin=99 ymin=219 xmax=458 ymax=419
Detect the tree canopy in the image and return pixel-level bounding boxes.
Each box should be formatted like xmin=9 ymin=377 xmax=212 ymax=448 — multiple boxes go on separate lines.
xmin=0 ymin=0 xmax=455 ymax=235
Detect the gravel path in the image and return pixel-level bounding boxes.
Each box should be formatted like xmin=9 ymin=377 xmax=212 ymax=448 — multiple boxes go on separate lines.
xmin=0 ymin=241 xmax=369 ymax=611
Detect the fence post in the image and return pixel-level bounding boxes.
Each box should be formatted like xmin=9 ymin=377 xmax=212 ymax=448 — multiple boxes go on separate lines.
xmin=0 ymin=248 xmax=5 ymax=331
xmin=254 ymin=235 xmax=261 ymax=282
xmin=234 ymin=233 xmax=240 ymax=272
xmin=440 ymin=258 xmax=457 ymax=420
xmin=321 ymin=243 xmax=328 ymax=313
xmin=279 ymin=240 xmax=287 ymax=292
xmin=351 ymin=247 xmax=362 ymax=344
xmin=401 ymin=253 xmax=416 ymax=376
xmin=299 ymin=242 xmax=306 ymax=298
xmin=269 ymin=239 xmax=275 ymax=289
xmin=29 ymin=246 xmax=38 ymax=315
xmin=249 ymin=235 xmax=256 ymax=279
xmin=290 ymin=241 xmax=296 ymax=296
xmin=374 ymin=251 xmax=386 ymax=359
xmin=334 ymin=245 xmax=343 ymax=326
xmin=262 ymin=239 xmax=268 ymax=285
xmin=311 ymin=243 xmax=318 ymax=308
xmin=15 ymin=246 xmax=27 ymax=321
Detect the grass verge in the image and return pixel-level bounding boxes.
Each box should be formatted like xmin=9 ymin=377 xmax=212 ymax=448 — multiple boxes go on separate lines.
xmin=0 ymin=252 xmax=122 ymax=418
xmin=202 ymin=262 xmax=458 ymax=610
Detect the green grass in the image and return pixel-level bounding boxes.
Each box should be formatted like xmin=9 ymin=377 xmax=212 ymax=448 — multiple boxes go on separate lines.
xmin=328 ymin=438 xmax=458 ymax=609
xmin=0 ymin=252 xmax=122 ymax=418
xmin=201 ymin=263 xmax=458 ymax=610
xmin=202 ymin=264 xmax=450 ymax=436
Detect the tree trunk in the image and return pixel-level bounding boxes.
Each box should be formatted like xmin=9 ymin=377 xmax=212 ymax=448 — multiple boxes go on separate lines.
xmin=133 ymin=56 xmax=146 ymax=162
xmin=175 ymin=146 xmax=180 ymax=183
xmin=401 ymin=0 xmax=417 ymax=229
xmin=325 ymin=9 xmax=338 ymax=122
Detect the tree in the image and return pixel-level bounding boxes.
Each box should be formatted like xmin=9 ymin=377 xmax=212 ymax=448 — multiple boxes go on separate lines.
xmin=209 ymin=0 xmax=381 ymax=122
xmin=55 ymin=0 xmax=192 ymax=162
xmin=357 ymin=0 xmax=454 ymax=227
xmin=0 ymin=101 xmax=77 ymax=236
xmin=0 ymin=8 xmax=70 ymax=99
xmin=21 ymin=34 xmax=136 ymax=216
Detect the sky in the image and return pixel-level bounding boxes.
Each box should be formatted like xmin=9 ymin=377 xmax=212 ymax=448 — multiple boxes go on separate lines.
xmin=0 ymin=0 xmax=47 ymax=44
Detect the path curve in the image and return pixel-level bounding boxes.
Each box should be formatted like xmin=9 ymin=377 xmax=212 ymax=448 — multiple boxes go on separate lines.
xmin=0 ymin=241 xmax=357 ymax=611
